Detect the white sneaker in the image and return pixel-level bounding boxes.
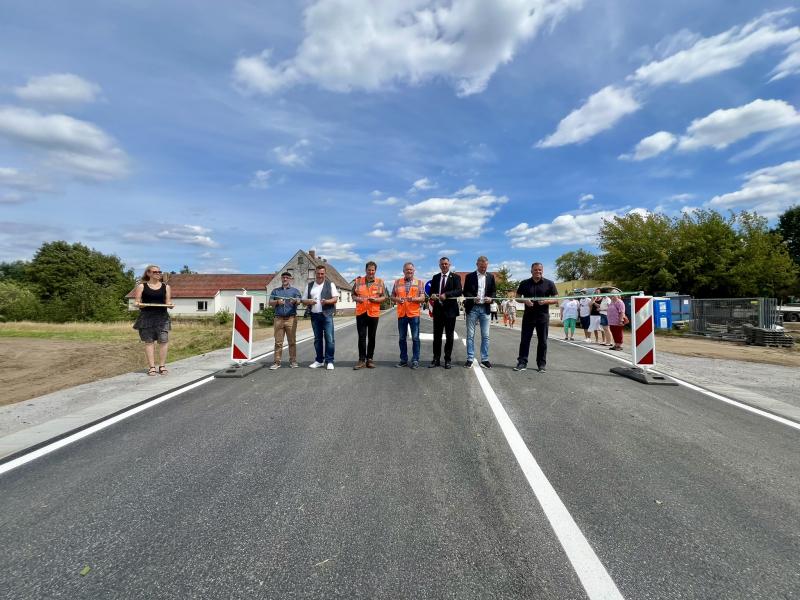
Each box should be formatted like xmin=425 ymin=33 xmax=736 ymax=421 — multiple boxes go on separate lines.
xmin=309 ymin=361 xmax=324 ymax=369
xmin=269 ymin=363 xmax=281 ymax=370
xmin=326 ymin=363 xmax=334 ymax=370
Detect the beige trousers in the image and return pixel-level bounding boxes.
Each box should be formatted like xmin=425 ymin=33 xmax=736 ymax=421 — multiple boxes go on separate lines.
xmin=273 ymin=316 xmax=297 ymax=364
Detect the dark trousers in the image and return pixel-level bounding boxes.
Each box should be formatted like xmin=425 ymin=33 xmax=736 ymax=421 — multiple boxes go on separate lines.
xmin=432 ymin=315 xmax=456 ymax=362
xmin=518 ymin=318 xmax=549 ymax=368
xmin=356 ymin=313 xmax=379 ymax=360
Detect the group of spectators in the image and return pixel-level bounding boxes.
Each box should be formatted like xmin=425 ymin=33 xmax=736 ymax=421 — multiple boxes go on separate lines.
xmin=561 ymin=288 xmax=628 ymax=350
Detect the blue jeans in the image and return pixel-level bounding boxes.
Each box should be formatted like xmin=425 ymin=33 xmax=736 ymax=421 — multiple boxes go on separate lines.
xmin=310 ymin=312 xmax=335 ymax=363
xmin=397 ymin=316 xmax=420 ymax=363
xmin=466 ymin=306 xmax=490 ymax=361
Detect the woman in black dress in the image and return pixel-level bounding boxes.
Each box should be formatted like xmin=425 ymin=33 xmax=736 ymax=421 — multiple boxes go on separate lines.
xmin=133 ymin=265 xmax=173 ymax=375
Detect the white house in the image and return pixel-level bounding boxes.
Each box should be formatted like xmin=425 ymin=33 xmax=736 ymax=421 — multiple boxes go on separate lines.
xmin=127 ymin=249 xmax=355 ymax=317
xmin=268 ymin=249 xmax=356 ymax=315
xmin=127 ymin=274 xmax=274 ymax=316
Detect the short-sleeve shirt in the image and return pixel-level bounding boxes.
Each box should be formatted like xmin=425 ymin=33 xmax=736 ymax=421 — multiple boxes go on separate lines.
xmin=272 ymin=286 xmax=302 ymax=317
xmin=304 ymin=281 xmax=339 ymax=314
xmin=562 ymin=299 xmax=578 ymax=320
xmin=516 ymin=277 xmax=558 ymax=322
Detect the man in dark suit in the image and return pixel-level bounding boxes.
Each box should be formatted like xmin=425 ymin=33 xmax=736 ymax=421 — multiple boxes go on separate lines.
xmin=428 ymin=256 xmax=463 ymax=369
xmin=462 ymin=256 xmax=496 ymax=368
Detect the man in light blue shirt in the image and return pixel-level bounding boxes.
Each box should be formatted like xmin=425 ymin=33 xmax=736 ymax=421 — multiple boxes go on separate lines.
xmin=268 ymin=272 xmax=302 ymax=369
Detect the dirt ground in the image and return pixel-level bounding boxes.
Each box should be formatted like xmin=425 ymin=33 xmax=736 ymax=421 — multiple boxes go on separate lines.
xmin=1 ymin=321 xmax=796 ymax=407
xmin=0 ymin=321 xmax=310 ymax=407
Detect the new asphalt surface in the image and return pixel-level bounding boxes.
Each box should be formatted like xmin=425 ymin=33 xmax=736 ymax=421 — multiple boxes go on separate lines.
xmin=1 ymin=314 xmax=798 ymax=599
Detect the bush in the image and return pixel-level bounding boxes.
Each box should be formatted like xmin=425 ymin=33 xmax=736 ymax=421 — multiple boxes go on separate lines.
xmin=0 ymin=281 xmax=43 ymax=321
xmin=257 ymin=306 xmax=275 ymax=326
xmin=215 ymin=308 xmax=233 ymax=324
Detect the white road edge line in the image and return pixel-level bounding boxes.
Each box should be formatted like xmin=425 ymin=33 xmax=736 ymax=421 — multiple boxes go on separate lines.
xmin=1 ymin=317 xmax=361 ymax=475
xmin=0 ymin=378 xmax=214 ymax=476
xmin=462 ymin=340 xmax=625 ymax=600
xmin=557 ymin=338 xmax=800 ymax=432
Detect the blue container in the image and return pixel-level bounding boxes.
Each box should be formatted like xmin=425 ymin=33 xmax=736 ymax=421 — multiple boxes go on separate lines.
xmin=653 ymin=297 xmax=673 ymax=329
xmin=667 ymin=295 xmax=692 ymax=322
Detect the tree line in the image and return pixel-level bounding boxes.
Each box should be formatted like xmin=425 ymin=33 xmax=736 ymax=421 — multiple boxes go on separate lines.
xmin=554 ymin=207 xmax=800 ymax=299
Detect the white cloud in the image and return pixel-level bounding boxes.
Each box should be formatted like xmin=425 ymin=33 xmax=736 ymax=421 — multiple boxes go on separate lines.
xmin=770 ymin=40 xmax=800 ymax=81
xmin=495 ymin=259 xmax=530 ymax=281
xmin=233 ymin=0 xmax=584 ymax=97
xmin=539 ymin=10 xmax=800 ymax=147
xmin=579 ymin=193 xmax=594 ymax=202
xmin=250 ymin=169 xmax=272 ymax=189
xmin=707 ymin=160 xmax=800 ymax=219
xmin=371 ymin=190 xmax=383 ymax=197
xmin=410 ymin=177 xmax=436 ymax=192
xmin=373 ymin=195 xmax=402 ymax=206
xmin=506 ymin=209 xmax=627 ymax=248
xmin=0 ymin=106 xmax=128 ymax=180
xmin=668 ymin=193 xmax=695 ymax=202
xmin=397 ymin=186 xmax=507 ymax=240
xmin=677 ymin=99 xmax=800 ymax=151
xmin=315 ymin=240 xmax=362 ymax=263
xmin=631 ymin=10 xmax=800 ymax=86
xmin=368 ymin=228 xmax=393 ymax=239
xmin=373 ymin=248 xmax=424 ymax=263
xmin=536 ymin=85 xmax=640 ymax=147
xmin=123 ymin=225 xmax=219 ymax=248
xmin=14 ymin=73 xmax=101 ymax=104
xmin=0 ymin=167 xmax=52 ymax=196
xmin=620 ymin=131 xmax=677 ymax=161
xmin=274 ymin=138 xmax=311 ymax=167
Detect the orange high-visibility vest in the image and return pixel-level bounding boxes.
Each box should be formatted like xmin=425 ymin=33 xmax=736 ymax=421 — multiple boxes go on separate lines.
xmin=394 ymin=278 xmax=423 ymax=318
xmin=353 ymin=277 xmax=384 ymax=318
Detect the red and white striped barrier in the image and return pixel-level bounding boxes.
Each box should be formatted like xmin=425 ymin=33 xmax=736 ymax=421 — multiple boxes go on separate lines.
xmin=632 ymin=296 xmax=655 ymax=368
xmin=231 ymin=294 xmax=254 ymax=362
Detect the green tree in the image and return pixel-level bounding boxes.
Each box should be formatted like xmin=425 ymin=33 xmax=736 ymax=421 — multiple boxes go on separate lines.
xmin=0 ymin=260 xmax=29 ymax=283
xmin=672 ymin=210 xmax=738 ymax=297
xmin=0 ymin=281 xmax=42 ymax=321
xmin=598 ymin=212 xmax=677 ymax=292
xmin=554 ymin=249 xmax=600 ymax=281
xmin=729 ymin=212 xmax=798 ymax=298
xmin=495 ymin=265 xmax=518 ymax=298
xmin=774 ymin=205 xmax=800 ymax=265
xmin=25 ymin=241 xmax=135 ymax=321
xmin=179 ymin=264 xmax=196 ymax=274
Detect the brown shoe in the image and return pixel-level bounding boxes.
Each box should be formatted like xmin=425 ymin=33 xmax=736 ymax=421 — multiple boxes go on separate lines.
xmin=366 ymin=359 xmax=376 ymax=369
xmin=353 ymin=361 xmax=366 ymax=370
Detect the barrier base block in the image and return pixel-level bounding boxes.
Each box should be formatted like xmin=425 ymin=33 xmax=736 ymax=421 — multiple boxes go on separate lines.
xmin=215 ymin=362 xmax=265 ymax=378
xmin=610 ymin=366 xmax=678 ymax=385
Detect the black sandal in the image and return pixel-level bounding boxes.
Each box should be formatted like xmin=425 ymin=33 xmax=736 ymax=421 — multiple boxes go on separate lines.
xmin=158 ymin=365 xmax=168 ymax=375
xmin=147 ymin=366 xmax=158 ymax=376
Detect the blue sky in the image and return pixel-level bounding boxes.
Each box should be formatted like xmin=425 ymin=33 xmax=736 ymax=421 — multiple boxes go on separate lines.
xmin=1 ymin=1 xmax=799 ymax=284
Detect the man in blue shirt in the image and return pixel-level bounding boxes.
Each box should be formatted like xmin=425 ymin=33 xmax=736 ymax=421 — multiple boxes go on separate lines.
xmin=268 ymin=272 xmax=302 ymax=369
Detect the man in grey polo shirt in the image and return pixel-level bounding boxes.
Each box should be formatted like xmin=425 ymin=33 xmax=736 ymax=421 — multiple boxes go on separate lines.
xmin=268 ymin=272 xmax=302 ymax=369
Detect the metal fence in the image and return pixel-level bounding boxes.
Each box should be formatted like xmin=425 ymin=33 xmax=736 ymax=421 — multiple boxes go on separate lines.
xmin=690 ymin=298 xmax=779 ymax=339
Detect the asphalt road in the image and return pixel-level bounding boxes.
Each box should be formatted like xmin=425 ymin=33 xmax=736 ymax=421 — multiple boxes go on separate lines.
xmin=1 ymin=313 xmax=798 ymax=599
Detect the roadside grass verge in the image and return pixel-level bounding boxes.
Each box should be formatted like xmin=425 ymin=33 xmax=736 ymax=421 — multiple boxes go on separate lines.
xmin=0 ymin=320 xmax=276 ymax=362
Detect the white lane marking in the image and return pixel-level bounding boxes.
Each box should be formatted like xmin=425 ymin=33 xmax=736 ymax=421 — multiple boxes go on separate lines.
xmin=419 ymin=332 xmax=460 ymax=341
xmin=556 ymin=338 xmax=800 ymax=432
xmin=0 ymin=378 xmax=213 ymax=476
xmin=462 ymin=340 xmax=625 ymax=600
xmin=1 ymin=318 xmax=362 ymax=474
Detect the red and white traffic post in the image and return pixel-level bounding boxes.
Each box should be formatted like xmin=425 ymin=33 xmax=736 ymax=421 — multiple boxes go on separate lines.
xmin=610 ymin=294 xmax=676 ymax=385
xmin=631 ymin=295 xmax=655 ymax=370
xmin=231 ymin=294 xmax=254 ymax=362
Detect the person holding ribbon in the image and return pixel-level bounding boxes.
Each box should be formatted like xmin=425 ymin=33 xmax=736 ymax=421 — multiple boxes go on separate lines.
xmin=514 ymin=262 xmax=558 ymax=372
xmin=428 ymin=256 xmax=462 ymax=369
xmin=351 ymin=261 xmax=386 ymax=369
xmin=268 ymin=271 xmax=303 ymax=369
xmin=392 ymin=262 xmax=426 ymax=369
xmin=132 ymin=264 xmax=174 ymax=376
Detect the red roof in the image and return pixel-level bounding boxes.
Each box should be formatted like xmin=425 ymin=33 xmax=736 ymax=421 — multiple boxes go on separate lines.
xmin=127 ymin=274 xmax=274 ymax=298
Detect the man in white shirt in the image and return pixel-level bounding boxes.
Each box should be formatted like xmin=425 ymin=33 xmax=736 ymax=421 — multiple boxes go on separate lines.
xmin=301 ymin=265 xmax=339 ymax=370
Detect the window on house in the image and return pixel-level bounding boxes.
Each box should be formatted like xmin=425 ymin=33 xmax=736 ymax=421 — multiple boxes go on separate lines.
xmin=297 ymin=255 xmax=304 ymax=266
xmin=197 ymin=301 xmax=208 ymax=311
xmin=308 ymin=269 xmax=315 ymax=280
xmin=259 ymin=303 xmax=265 ymax=311
xmin=287 ymin=268 xmax=293 ymax=276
